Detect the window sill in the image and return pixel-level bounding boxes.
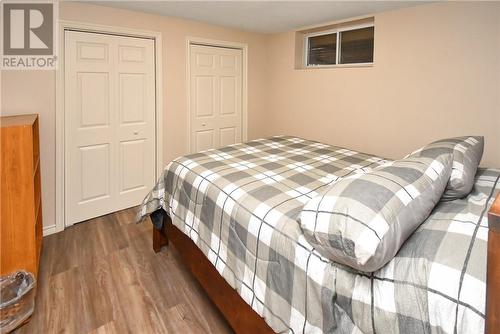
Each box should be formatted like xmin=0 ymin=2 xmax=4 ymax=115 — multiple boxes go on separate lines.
xmin=301 ymin=62 xmax=373 ymax=70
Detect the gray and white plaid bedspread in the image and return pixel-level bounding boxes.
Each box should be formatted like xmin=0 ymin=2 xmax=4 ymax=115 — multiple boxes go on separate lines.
xmin=137 ymin=136 xmax=500 ymax=334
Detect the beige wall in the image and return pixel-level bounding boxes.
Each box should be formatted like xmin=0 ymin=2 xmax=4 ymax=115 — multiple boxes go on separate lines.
xmin=1 ymin=2 xmax=269 ymax=230
xmin=264 ymin=1 xmax=500 ymax=167
xmin=2 ymin=1 xmax=499 ymax=232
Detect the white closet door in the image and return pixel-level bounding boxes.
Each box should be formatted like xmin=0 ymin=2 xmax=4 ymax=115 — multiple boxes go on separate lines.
xmin=65 ymin=31 xmax=155 ymax=225
xmin=189 ymin=45 xmax=242 ymax=153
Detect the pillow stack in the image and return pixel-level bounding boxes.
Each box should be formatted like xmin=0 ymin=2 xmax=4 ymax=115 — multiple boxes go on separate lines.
xmin=405 ymin=136 xmax=484 ymax=200
xmin=300 ymin=154 xmax=453 ymax=272
xmin=299 ymin=136 xmax=484 ymax=273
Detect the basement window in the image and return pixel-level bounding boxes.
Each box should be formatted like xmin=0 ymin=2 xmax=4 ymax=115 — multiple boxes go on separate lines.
xmin=307 ymin=32 xmax=337 ymax=66
xmin=304 ymin=24 xmax=374 ymax=67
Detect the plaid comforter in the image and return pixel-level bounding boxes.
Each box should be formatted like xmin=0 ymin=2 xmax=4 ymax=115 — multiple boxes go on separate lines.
xmin=137 ymin=136 xmax=500 ymax=334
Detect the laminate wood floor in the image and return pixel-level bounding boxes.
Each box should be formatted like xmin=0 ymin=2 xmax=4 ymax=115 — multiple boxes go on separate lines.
xmin=15 ymin=207 xmax=234 ymax=334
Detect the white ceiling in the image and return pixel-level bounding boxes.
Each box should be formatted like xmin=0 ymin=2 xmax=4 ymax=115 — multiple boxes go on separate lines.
xmin=88 ymin=1 xmax=431 ymax=34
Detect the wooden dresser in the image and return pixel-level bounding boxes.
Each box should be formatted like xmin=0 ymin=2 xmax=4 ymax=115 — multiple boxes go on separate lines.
xmin=1 ymin=114 xmax=42 ymax=277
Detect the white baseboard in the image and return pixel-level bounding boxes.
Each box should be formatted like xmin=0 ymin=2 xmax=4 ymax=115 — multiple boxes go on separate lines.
xmin=43 ymin=224 xmax=64 ymax=236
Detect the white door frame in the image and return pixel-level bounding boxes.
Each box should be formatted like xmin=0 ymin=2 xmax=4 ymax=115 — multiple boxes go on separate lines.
xmin=186 ymin=37 xmax=248 ymax=153
xmin=52 ymin=20 xmax=163 ymax=236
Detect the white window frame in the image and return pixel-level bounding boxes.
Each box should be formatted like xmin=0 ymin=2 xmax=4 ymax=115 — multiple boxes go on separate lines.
xmin=304 ymin=22 xmax=374 ymax=68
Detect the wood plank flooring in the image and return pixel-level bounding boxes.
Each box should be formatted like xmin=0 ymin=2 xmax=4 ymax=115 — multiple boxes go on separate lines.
xmin=14 ymin=208 xmax=234 ymax=334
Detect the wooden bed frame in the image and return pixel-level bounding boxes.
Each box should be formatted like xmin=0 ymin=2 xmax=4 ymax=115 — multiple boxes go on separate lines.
xmin=153 ymin=194 xmax=500 ymax=334
xmin=486 ymin=194 xmax=500 ymax=334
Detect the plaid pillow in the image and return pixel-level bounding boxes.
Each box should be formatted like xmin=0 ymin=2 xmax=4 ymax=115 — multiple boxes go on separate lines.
xmin=406 ymin=136 xmax=484 ymax=200
xmin=300 ymin=154 xmax=452 ymax=272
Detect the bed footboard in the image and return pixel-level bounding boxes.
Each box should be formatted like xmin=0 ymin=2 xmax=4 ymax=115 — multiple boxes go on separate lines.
xmin=487 ymin=194 xmax=500 ymax=334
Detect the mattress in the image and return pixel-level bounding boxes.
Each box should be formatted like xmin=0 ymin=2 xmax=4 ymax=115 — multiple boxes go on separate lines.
xmin=137 ymin=136 xmax=500 ymax=334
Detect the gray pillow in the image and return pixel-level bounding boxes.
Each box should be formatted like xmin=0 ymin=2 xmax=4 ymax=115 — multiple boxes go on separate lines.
xmin=406 ymin=136 xmax=484 ymax=200
xmin=299 ymin=154 xmax=452 ymax=272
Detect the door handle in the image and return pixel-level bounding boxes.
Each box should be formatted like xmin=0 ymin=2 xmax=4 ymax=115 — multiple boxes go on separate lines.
xmin=133 ymin=131 xmax=139 ymax=135
xmin=202 ymin=123 xmax=206 ymax=127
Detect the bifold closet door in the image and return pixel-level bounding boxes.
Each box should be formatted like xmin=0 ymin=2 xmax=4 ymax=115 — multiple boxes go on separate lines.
xmin=189 ymin=44 xmax=242 ymax=153
xmin=65 ymin=31 xmax=155 ymax=225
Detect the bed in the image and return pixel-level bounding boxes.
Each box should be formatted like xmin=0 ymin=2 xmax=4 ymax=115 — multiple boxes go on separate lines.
xmin=137 ymin=136 xmax=500 ymax=334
